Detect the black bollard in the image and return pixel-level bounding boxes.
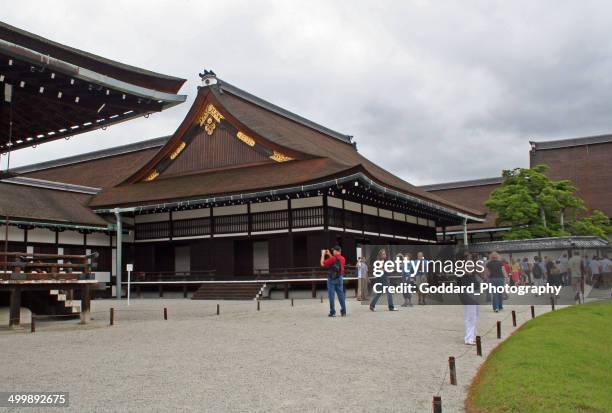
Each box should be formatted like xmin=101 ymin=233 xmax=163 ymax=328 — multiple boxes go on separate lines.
xmin=531 ymin=305 xmax=535 ymax=319
xmin=291 ymin=298 xmax=294 ymax=307
xmin=512 ymin=310 xmax=517 ymax=327
xmin=449 ymin=357 xmax=456 ymax=385
xmin=31 ymin=314 xmax=36 ymax=333
xmin=216 ymin=304 xmax=220 ymax=315
xmin=496 ymin=321 xmax=501 ymax=339
xmin=110 ymin=307 xmax=115 ymax=326
xmin=550 ymin=296 xmax=555 ymax=311
xmin=476 ymin=336 xmax=482 ymax=356
xmin=164 ymin=307 xmax=168 ymax=320
xmin=432 ymin=396 xmax=442 ymax=413
xmin=257 ymin=300 xmax=260 ymax=311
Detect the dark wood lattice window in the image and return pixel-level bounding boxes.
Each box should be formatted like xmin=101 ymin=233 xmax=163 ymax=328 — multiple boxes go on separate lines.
xmin=214 ymin=214 xmax=248 ymax=234
xmin=252 ymin=210 xmax=289 ymax=232
xmin=292 ymin=207 xmax=324 ymax=228
xmin=135 ymin=221 xmax=170 ymax=240
xmin=172 ymin=217 xmax=211 ymax=238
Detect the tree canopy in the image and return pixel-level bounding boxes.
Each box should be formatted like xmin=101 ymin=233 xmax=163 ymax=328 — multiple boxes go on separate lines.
xmin=485 ymin=165 xmax=610 ymax=240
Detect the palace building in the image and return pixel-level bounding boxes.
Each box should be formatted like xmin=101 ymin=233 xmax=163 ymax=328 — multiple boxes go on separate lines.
xmin=0 ymin=20 xmax=186 ymax=320
xmin=4 ymin=69 xmax=485 ymax=297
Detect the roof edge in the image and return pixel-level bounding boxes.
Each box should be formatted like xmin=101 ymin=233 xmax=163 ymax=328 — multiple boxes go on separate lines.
xmin=217 ymin=79 xmax=354 ymax=145
xmin=530 ymin=133 xmax=612 ymax=151
xmin=421 ymin=177 xmax=503 ymax=191
xmin=11 ymin=135 xmax=170 ymax=174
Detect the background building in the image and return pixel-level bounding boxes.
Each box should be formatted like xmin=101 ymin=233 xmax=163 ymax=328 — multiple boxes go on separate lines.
xmin=423 ymin=134 xmax=612 ymax=243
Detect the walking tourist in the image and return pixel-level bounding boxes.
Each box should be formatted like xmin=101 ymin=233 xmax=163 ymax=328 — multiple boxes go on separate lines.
xmin=321 ymin=246 xmax=347 ymax=317
xmin=369 ymin=248 xmax=396 ymax=311
xmin=356 ymin=256 xmax=369 ymax=300
xmin=532 ymin=256 xmax=545 ymax=295
xmin=459 ymin=253 xmax=480 ymax=345
xmin=400 ymin=253 xmax=413 ymax=307
xmin=546 ymin=257 xmax=561 ymax=294
xmin=521 ymin=257 xmax=531 ymax=284
xmin=568 ymin=251 xmax=583 ymax=302
xmin=558 ymin=253 xmax=569 ymax=286
xmin=486 ymin=251 xmax=506 ymax=312
xmin=414 ymin=251 xmax=428 ymax=305
xmin=589 ymin=255 xmax=601 ymax=288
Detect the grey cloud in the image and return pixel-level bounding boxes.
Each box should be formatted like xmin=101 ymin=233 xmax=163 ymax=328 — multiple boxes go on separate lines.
xmin=3 ymin=0 xmax=611 ymax=186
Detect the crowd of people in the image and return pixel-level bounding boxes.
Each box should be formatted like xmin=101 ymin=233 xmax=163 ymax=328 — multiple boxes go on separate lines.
xmin=320 ymin=246 xmax=611 ymax=346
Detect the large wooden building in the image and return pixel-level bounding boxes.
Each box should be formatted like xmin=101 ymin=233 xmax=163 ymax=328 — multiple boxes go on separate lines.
xmin=0 ymin=21 xmax=186 ymax=319
xmin=4 ymin=70 xmax=485 ymax=296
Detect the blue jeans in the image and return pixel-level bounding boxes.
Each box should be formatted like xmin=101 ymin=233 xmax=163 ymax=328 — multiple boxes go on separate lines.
xmin=490 ymin=277 xmax=504 ymax=311
xmin=370 ymin=274 xmax=394 ymax=310
xmin=327 ymin=277 xmax=346 ymax=316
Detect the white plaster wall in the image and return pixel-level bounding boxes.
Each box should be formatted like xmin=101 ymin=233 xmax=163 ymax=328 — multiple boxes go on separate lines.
xmin=291 ymin=196 xmax=323 ymax=209
xmin=58 ymin=231 xmax=84 ymax=245
xmin=135 ymin=212 xmax=170 ymax=223
xmin=250 ymin=200 xmax=287 ymax=213
xmin=27 ymin=228 xmax=55 ymax=243
xmin=173 ymin=208 xmax=210 ymax=220
xmin=213 ymin=205 xmax=247 ymax=216
xmin=0 ymin=225 xmax=24 ymax=242
xmin=87 ymin=232 xmax=110 ymax=246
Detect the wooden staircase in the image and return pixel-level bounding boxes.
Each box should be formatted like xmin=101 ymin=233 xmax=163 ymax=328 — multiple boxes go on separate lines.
xmin=49 ymin=290 xmax=81 ymax=315
xmin=192 ymin=282 xmax=265 ymax=300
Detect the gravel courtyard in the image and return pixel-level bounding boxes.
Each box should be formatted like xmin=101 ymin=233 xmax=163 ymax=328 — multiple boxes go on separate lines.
xmin=1 ymin=297 xmax=555 ymax=412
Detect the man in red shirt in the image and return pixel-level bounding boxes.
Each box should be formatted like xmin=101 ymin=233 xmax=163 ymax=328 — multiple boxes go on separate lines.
xmin=321 ymin=246 xmax=347 ymax=317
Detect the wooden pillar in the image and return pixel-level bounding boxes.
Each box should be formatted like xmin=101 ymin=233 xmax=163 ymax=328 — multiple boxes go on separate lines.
xmin=9 ymin=286 xmax=21 ymax=327
xmin=80 ymin=284 xmax=91 ymax=324
xmin=323 ymin=195 xmax=329 ymax=231
xmin=210 ymin=206 xmax=215 ymax=238
xmin=247 ymin=203 xmax=252 ymax=236
xmin=287 ymin=200 xmax=294 ymax=268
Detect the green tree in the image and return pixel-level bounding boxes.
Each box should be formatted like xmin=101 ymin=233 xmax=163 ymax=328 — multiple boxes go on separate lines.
xmin=570 ymin=210 xmax=612 ymax=240
xmin=486 ymin=165 xmax=587 ymax=240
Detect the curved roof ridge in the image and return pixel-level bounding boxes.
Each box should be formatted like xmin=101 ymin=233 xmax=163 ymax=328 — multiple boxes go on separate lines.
xmin=217 ymin=79 xmax=353 ymax=145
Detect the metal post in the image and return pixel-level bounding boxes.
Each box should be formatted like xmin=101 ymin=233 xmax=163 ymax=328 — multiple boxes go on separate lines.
xmin=476 ymin=336 xmax=482 ymax=356
xmin=511 ymin=310 xmax=517 ymax=327
xmin=496 ymin=321 xmax=501 ymax=339
xmin=530 ymin=305 xmax=535 ymax=319
xmin=164 ymin=307 xmax=168 ymax=320
xmin=114 ymin=209 xmax=123 ymax=300
xmin=462 ymin=218 xmax=468 ymax=247
xmin=432 ymin=396 xmax=442 ymax=413
xmin=448 ymin=357 xmax=456 ymax=385
xmin=127 ymin=269 xmax=131 ymax=306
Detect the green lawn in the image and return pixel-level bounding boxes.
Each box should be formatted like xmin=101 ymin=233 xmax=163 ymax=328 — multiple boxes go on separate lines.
xmin=466 ymin=300 xmax=612 ymax=413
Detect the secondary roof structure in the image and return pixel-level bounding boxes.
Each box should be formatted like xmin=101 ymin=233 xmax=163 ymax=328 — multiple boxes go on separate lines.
xmin=0 ymin=20 xmax=186 ymax=153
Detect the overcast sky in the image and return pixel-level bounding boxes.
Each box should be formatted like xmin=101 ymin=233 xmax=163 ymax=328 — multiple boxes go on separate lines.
xmin=3 ymin=1 xmax=612 ymax=185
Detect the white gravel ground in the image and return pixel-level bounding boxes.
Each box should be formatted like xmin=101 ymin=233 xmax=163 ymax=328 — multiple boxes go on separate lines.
xmin=1 ymin=296 xmax=556 ymax=412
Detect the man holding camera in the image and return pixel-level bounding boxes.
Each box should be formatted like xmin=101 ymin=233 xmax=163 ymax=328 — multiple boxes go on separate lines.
xmin=320 ymin=246 xmax=347 ymax=317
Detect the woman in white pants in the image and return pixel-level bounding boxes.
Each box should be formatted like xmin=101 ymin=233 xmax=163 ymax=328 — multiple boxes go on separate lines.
xmin=460 ymin=253 xmax=480 ymax=345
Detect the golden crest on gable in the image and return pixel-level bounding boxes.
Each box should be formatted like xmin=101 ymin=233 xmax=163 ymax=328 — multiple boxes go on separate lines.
xmin=270 ymin=151 xmax=293 ymax=162
xmin=198 ymin=103 xmax=224 ymax=136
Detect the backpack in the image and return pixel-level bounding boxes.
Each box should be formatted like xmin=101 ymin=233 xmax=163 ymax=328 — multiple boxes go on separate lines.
xmin=532 ymin=263 xmax=543 ymax=279
xmin=328 ymin=257 xmax=342 ymax=280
